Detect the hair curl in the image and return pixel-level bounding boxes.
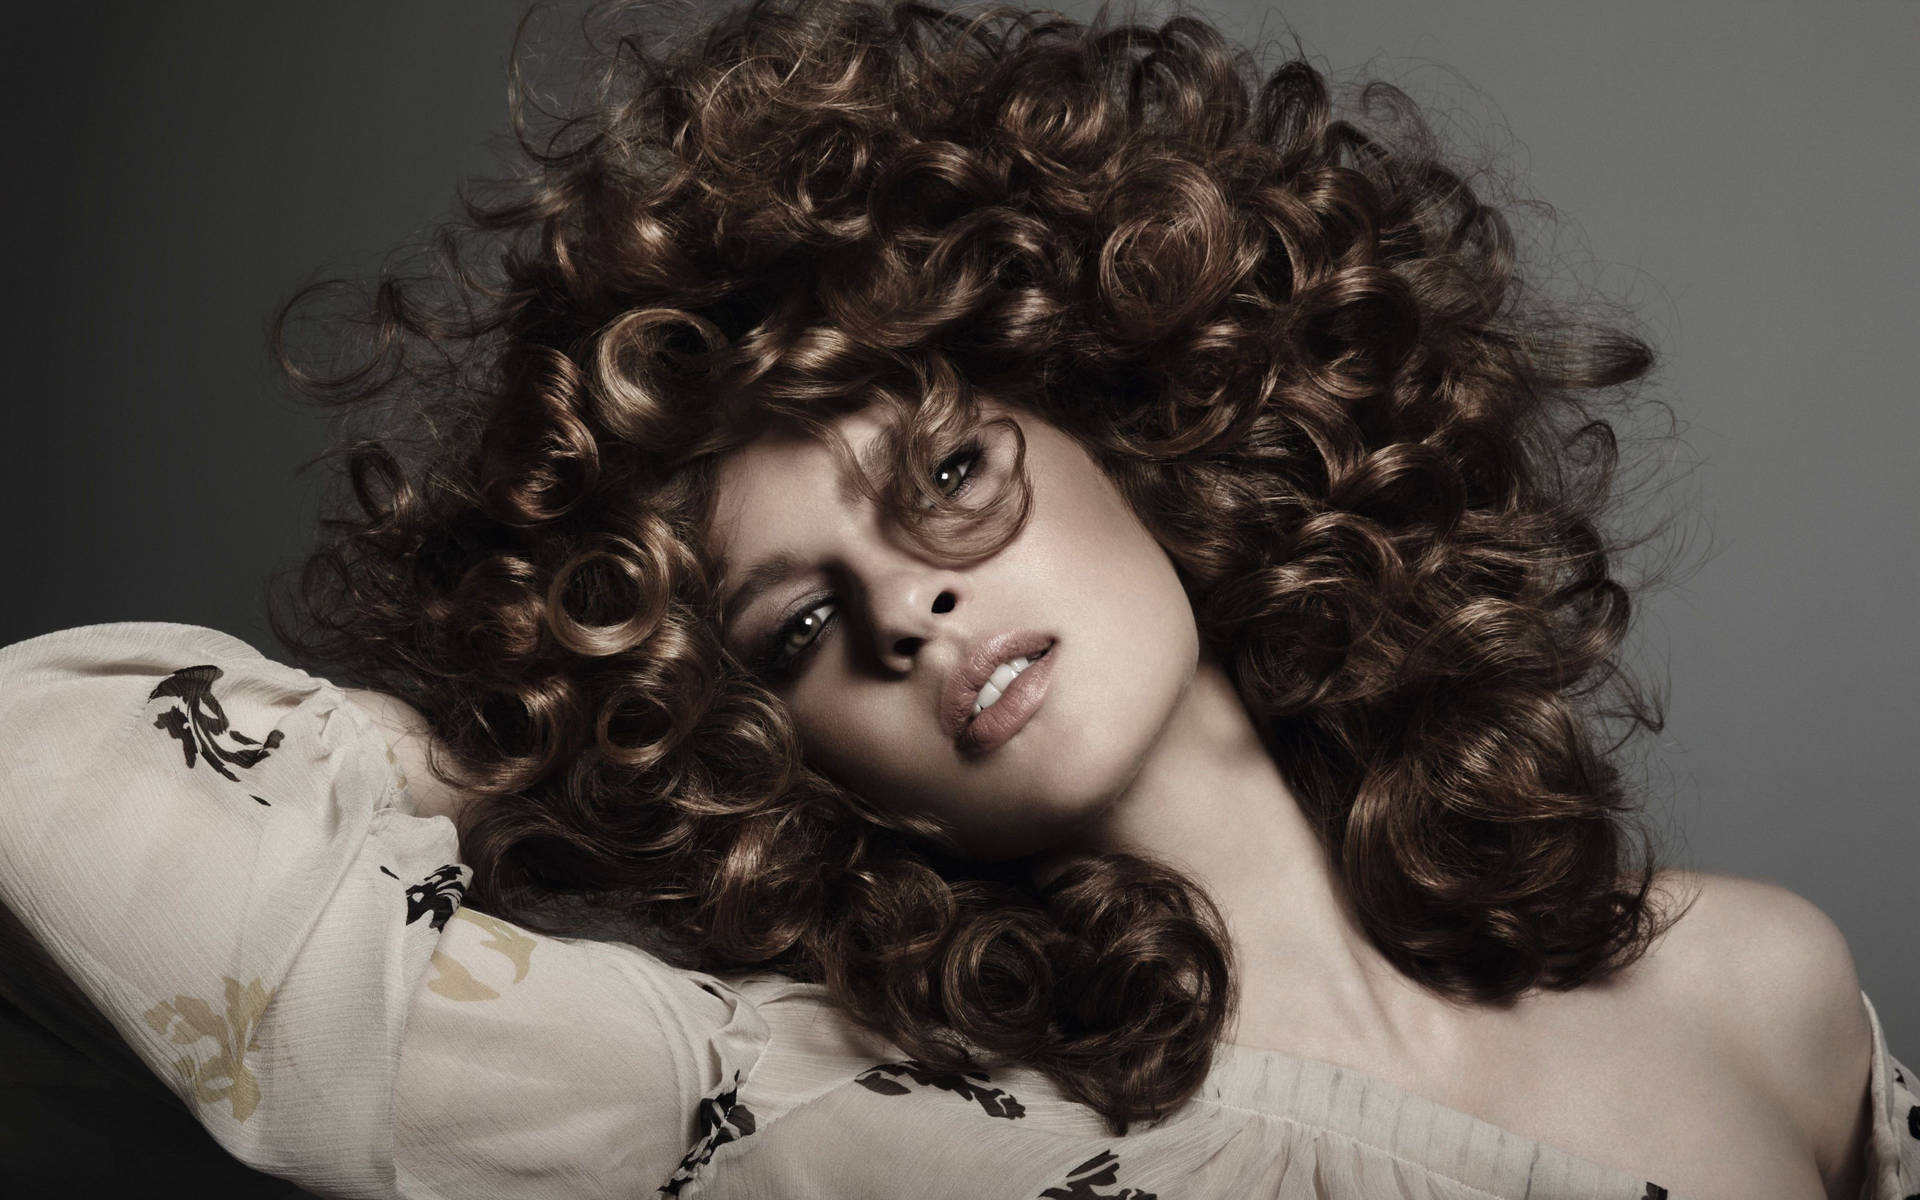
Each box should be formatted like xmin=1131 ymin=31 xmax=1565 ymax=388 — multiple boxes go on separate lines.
xmin=269 ymin=0 xmax=1686 ymax=1134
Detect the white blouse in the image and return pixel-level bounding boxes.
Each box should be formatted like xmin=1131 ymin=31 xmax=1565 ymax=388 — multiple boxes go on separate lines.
xmin=1 ymin=622 xmax=1914 ymax=1199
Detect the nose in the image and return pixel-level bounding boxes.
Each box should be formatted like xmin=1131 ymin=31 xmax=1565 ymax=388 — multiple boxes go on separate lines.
xmin=867 ymin=562 xmax=961 ymax=669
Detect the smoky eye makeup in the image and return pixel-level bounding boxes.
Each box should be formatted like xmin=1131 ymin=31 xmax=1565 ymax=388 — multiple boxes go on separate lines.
xmin=746 ymin=437 xmax=989 ymax=681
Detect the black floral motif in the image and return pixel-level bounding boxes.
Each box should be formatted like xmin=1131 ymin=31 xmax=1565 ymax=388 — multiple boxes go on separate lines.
xmin=1038 ymin=1150 xmax=1156 ymax=1200
xmin=405 ymin=864 xmax=468 ymax=931
xmin=148 ymin=665 xmax=285 ymax=782
xmin=1641 ymin=1184 xmax=1669 ymax=1200
xmin=854 ymin=1059 xmax=1026 ymax=1119
xmin=659 ymin=1070 xmax=756 ymax=1195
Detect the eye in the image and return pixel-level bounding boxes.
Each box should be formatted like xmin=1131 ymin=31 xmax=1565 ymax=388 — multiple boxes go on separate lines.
xmin=754 ymin=441 xmax=986 ymax=680
xmin=756 ymin=595 xmax=839 ymax=679
xmin=926 ymin=438 xmax=985 ymax=506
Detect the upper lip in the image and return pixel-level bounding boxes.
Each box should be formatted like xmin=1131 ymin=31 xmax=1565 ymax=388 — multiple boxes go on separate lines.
xmin=939 ymin=629 xmax=1055 ymax=744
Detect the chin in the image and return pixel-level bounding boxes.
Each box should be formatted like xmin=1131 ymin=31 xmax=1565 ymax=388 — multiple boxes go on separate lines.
xmin=982 ymin=779 xmax=1134 ymax=864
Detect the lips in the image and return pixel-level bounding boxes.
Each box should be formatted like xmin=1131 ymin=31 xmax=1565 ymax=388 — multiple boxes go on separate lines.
xmin=940 ymin=629 xmax=1056 ymax=745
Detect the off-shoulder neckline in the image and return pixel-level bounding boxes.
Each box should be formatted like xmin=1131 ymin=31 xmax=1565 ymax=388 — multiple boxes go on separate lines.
xmin=721 ymin=971 xmax=1694 ymax=1197
xmin=1202 ymin=1036 xmax=1674 ymax=1197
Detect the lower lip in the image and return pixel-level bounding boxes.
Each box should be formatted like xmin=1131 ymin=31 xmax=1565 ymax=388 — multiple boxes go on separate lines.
xmin=960 ymin=645 xmax=1056 ymax=755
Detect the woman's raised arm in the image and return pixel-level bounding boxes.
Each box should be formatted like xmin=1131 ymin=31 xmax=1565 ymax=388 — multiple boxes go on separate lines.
xmin=0 ymin=622 xmax=767 ymax=1199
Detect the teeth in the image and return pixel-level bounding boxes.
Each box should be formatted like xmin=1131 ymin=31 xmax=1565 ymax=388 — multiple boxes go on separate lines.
xmin=972 ymin=655 xmax=1032 ymax=715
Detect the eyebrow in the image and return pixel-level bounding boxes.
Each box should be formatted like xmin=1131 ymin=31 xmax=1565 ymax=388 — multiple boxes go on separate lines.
xmin=718 ymin=551 xmax=809 ymax=636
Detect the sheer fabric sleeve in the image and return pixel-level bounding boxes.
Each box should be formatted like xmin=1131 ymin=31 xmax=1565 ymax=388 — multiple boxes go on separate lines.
xmin=0 ymin=622 xmax=766 ymax=1200
xmin=1861 ymin=990 xmax=1920 ymax=1200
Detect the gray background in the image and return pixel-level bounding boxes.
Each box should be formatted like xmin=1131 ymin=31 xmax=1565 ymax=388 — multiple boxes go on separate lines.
xmin=2 ymin=1 xmax=1912 ymax=1034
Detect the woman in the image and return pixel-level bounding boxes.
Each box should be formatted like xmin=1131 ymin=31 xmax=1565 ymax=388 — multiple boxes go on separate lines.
xmin=0 ymin=0 xmax=1912 ymax=1196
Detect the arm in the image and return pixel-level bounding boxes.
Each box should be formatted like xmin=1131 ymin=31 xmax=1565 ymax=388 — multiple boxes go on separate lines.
xmin=0 ymin=623 xmax=762 ymax=1198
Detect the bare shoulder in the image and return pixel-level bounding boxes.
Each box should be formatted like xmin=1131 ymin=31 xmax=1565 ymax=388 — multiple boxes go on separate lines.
xmin=339 ymin=687 xmax=474 ymax=823
xmin=1640 ymin=868 xmax=1866 ymax=1039
xmin=1634 ymin=867 xmax=1874 ymax=1192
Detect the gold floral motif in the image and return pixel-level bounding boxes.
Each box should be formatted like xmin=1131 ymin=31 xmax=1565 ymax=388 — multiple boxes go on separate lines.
xmin=141 ymin=976 xmax=276 ymax=1122
xmin=424 ymin=949 xmax=497 ymax=1001
xmin=383 ymin=741 xmax=411 ymax=795
xmin=424 ymin=906 xmax=537 ymax=1001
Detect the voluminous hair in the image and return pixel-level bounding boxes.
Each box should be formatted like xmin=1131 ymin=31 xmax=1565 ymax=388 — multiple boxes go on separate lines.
xmin=271 ymin=0 xmax=1684 ymax=1134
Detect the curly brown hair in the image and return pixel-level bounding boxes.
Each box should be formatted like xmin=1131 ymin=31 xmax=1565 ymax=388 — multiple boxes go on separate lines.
xmin=268 ymin=0 xmax=1685 ymax=1134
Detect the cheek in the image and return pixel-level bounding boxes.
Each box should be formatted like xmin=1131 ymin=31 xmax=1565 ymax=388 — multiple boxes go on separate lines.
xmin=788 ymin=681 xmax=1023 ymax=851
xmin=1018 ymin=466 xmax=1201 ymax=783
xmin=1035 ymin=465 xmax=1193 ymax=650
xmin=787 ymin=682 xmax=932 ymax=800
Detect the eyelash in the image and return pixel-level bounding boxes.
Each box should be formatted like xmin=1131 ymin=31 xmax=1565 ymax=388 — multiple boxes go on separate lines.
xmin=751 ymin=439 xmax=985 ymax=680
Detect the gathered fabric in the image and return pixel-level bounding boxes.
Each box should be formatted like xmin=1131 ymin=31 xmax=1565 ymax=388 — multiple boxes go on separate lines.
xmin=1 ymin=622 xmax=1913 ymax=1200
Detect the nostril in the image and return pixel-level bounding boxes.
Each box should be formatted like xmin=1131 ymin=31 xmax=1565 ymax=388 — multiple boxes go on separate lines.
xmin=893 ymin=636 xmax=924 ymax=657
xmin=931 ymin=591 xmax=955 ymax=614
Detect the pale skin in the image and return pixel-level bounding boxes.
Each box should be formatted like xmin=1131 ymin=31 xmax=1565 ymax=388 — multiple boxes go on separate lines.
xmin=353 ymin=399 xmax=1876 ymax=1199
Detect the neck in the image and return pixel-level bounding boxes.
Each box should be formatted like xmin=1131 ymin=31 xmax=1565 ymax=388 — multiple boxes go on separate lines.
xmin=1038 ymin=646 xmax=1457 ymax=1063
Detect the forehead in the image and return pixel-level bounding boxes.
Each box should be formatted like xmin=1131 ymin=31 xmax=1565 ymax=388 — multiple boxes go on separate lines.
xmin=705 ymin=405 xmax=892 ymax=560
xmin=703 ymin=406 xmax=914 ymax=639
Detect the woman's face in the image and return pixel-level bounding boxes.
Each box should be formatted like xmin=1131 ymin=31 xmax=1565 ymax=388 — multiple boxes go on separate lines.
xmin=704 ymin=400 xmax=1201 ymax=860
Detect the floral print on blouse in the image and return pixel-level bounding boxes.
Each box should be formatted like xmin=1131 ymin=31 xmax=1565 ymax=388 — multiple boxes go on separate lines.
xmin=0 ymin=622 xmax=1914 ymax=1200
